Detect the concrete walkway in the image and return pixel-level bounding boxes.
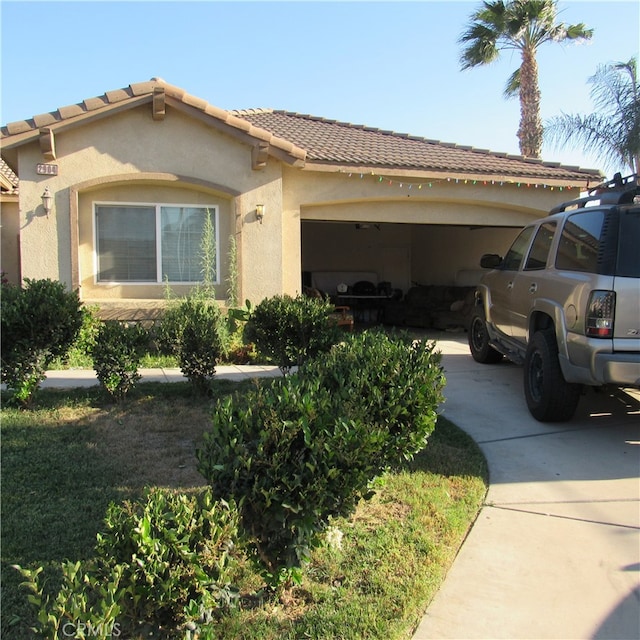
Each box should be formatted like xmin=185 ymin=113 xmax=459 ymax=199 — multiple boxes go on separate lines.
xmin=414 ymin=335 xmax=640 ymax=640
xmin=36 ymin=337 xmax=640 ymax=638
xmin=39 ymin=363 xmax=282 ymax=388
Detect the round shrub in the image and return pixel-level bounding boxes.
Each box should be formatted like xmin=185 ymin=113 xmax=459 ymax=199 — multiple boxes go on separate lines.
xmin=92 ymin=320 xmax=149 ymax=402
xmin=197 ymin=330 xmax=445 ymax=585
xmin=244 ymin=294 xmax=341 ymax=374
xmin=156 ymin=297 xmax=226 ymax=393
xmin=96 ymin=488 xmax=240 ymax=632
xmin=298 ymin=329 xmax=446 ymax=467
xmin=15 ymin=489 xmax=240 ymax=639
xmin=1 ymin=278 xmax=83 ymax=406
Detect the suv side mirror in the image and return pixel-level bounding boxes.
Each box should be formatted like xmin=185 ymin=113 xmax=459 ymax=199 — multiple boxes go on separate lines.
xmin=480 ymin=254 xmax=502 ymax=269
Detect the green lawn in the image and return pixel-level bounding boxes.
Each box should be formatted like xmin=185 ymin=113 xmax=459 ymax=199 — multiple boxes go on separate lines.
xmin=1 ymin=381 xmax=487 ymax=639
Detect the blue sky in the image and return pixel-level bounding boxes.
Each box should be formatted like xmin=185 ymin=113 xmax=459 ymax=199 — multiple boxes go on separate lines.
xmin=1 ymin=0 xmax=638 ymax=174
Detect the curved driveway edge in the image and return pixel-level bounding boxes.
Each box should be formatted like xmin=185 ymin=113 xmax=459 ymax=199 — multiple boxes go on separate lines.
xmin=413 ymin=334 xmax=640 ymax=640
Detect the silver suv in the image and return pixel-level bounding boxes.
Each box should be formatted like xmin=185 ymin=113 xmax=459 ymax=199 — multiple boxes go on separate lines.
xmin=470 ymin=173 xmax=640 ymax=422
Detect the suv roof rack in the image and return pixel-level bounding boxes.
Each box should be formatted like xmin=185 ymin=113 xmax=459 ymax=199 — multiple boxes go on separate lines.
xmin=550 ymin=172 xmax=640 ymax=214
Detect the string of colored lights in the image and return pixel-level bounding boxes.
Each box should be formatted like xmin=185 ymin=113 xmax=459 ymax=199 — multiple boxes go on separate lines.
xmin=341 ymin=170 xmax=581 ymax=191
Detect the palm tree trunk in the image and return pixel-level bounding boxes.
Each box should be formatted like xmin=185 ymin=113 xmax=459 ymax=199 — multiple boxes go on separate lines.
xmin=518 ymin=46 xmax=543 ymax=158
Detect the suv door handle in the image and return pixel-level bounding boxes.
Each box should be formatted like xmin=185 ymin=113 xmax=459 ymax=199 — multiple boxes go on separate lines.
xmin=529 ymin=283 xmax=538 ymax=293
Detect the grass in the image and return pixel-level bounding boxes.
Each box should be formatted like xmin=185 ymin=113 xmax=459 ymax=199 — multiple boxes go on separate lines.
xmin=48 ymin=346 xmax=180 ymax=370
xmin=1 ymin=380 xmax=488 ymax=640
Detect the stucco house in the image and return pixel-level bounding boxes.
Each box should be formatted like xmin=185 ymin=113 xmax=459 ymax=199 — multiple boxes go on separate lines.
xmin=1 ymin=77 xmax=602 ymax=325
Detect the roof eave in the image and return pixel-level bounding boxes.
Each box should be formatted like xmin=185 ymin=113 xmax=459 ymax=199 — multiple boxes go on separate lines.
xmin=1 ymin=81 xmax=307 ymax=168
xmin=1 ymin=95 xmax=154 ymax=149
xmin=301 ymin=161 xmax=602 ymax=188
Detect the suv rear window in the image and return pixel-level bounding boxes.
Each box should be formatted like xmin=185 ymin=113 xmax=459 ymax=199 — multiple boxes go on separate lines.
xmin=617 ymin=210 xmax=640 ymax=277
xmin=555 ymin=210 xmax=604 ymax=273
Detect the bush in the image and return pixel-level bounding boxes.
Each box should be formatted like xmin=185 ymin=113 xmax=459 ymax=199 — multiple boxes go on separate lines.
xmin=156 ymin=296 xmax=226 ymax=393
xmin=244 ymin=294 xmax=340 ymax=374
xmin=74 ymin=304 xmax=102 ymax=356
xmin=92 ymin=321 xmax=149 ymax=402
xmin=197 ymin=330 xmax=445 ymax=586
xmin=13 ymin=561 xmax=125 ymax=640
xmin=14 ymin=489 xmax=240 ymax=639
xmin=96 ymin=489 xmax=240 ymax=633
xmin=49 ymin=304 xmax=103 ymax=369
xmin=0 ymin=278 xmax=83 ymax=406
xmin=298 ymin=330 xmax=446 ymax=468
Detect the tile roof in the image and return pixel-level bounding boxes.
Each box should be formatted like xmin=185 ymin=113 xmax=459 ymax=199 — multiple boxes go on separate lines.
xmin=1 ymin=78 xmax=602 ymax=185
xmin=0 ymin=78 xmax=307 ymax=164
xmin=0 ymin=159 xmax=19 ymax=193
xmin=232 ymin=109 xmax=602 ymax=182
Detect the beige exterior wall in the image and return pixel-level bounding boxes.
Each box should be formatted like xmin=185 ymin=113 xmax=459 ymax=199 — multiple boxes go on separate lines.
xmin=292 ymin=168 xmax=577 ymax=293
xmin=0 ymin=197 xmax=21 ymax=284
xmin=285 ymin=167 xmax=579 ymax=223
xmin=14 ymin=106 xmax=290 ymax=304
xmin=7 ymin=102 xmax=586 ymax=309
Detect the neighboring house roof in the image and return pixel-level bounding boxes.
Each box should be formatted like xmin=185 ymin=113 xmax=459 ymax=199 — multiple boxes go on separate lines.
xmin=233 ymin=108 xmax=601 ymax=183
xmin=0 ymin=158 xmax=18 ymax=194
xmin=1 ymin=78 xmax=602 ymax=186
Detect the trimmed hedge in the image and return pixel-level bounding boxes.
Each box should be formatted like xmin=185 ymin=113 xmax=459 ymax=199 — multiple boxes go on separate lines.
xmin=244 ymin=294 xmax=340 ymax=374
xmin=1 ymin=278 xmax=83 ymax=407
xmin=197 ymin=330 xmax=445 ymax=585
xmin=92 ymin=320 xmax=149 ymax=402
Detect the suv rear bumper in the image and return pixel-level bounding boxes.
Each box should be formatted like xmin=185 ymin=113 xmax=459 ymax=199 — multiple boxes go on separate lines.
xmin=593 ymin=353 xmax=640 ymax=387
xmin=561 ymin=350 xmax=640 ymax=387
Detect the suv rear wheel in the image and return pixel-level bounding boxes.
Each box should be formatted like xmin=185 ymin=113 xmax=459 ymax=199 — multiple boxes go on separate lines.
xmin=469 ymin=314 xmax=503 ymax=364
xmin=524 ymin=329 xmax=581 ymax=422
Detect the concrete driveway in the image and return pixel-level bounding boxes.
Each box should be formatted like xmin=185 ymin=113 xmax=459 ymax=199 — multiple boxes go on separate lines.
xmin=414 ymin=334 xmax=640 ymax=640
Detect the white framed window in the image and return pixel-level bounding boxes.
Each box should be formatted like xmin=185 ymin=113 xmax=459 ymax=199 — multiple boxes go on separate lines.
xmin=94 ymin=202 xmax=219 ymax=283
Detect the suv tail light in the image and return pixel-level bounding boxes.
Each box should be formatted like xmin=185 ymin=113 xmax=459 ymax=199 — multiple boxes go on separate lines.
xmin=586 ymin=291 xmax=616 ymax=337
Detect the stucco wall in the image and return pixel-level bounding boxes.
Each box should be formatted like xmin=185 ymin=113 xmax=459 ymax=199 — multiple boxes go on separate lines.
xmin=287 ymin=167 xmax=580 ymax=223
xmin=409 ymin=225 xmax=519 ymax=286
xmin=10 ymin=103 xmax=585 ymax=308
xmin=15 ymin=105 xmax=289 ymax=303
xmin=0 ymin=198 xmax=20 ymax=283
xmin=292 ymin=169 xmax=579 ymax=293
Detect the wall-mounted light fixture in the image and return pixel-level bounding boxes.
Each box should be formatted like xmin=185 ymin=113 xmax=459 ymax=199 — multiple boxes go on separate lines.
xmin=41 ymin=186 xmax=53 ymax=217
xmin=255 ymin=204 xmax=265 ymax=224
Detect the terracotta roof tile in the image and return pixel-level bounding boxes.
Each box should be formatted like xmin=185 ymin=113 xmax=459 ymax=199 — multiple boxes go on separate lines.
xmin=0 ymin=79 xmax=601 ymax=184
xmin=4 ymin=120 xmax=32 ymax=135
xmin=58 ymin=104 xmax=85 ymax=119
xmin=232 ymin=109 xmax=601 ymax=182
xmin=32 ymin=112 xmax=59 ymax=128
xmin=1 ymin=79 xmax=307 ymax=164
xmin=130 ymin=80 xmax=157 ymax=96
xmin=83 ymin=96 xmax=109 ymax=111
xmin=105 ymin=88 xmax=132 ymax=103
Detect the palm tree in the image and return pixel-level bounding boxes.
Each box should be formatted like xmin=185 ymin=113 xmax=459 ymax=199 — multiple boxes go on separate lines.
xmin=545 ymin=58 xmax=639 ymax=174
xmin=459 ymin=0 xmax=593 ymax=158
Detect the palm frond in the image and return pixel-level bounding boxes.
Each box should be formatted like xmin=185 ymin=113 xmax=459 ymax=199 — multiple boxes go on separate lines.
xmin=503 ymin=68 xmax=520 ymax=99
xmin=459 ymin=0 xmax=594 ymax=158
xmin=544 ymin=56 xmax=640 ymax=174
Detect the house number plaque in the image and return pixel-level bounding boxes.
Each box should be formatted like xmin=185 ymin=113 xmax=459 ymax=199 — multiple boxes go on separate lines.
xmin=36 ymin=163 xmax=58 ymax=175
